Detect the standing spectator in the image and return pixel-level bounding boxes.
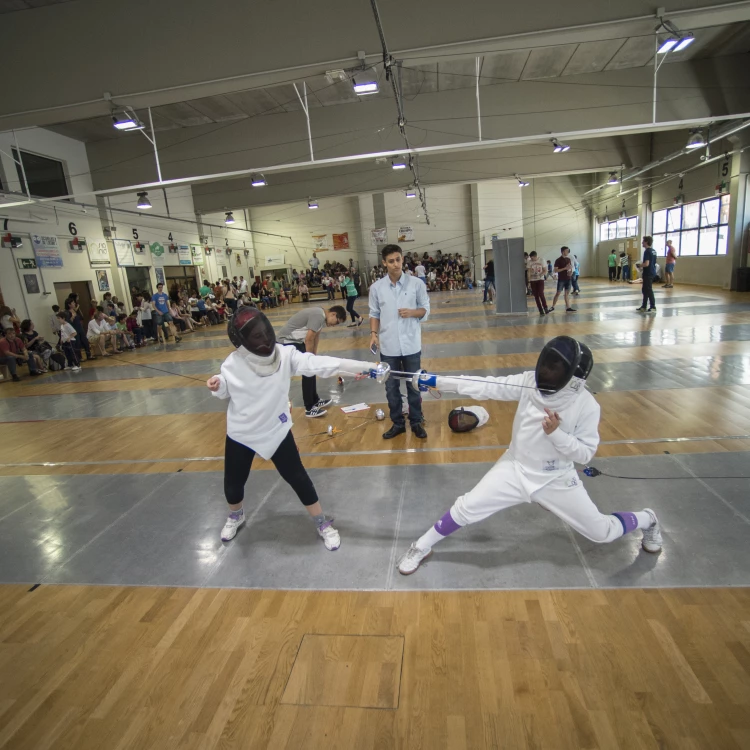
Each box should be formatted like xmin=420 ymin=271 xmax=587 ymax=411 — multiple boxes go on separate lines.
xmin=608 ymin=250 xmax=617 ymax=281
xmin=369 ymin=244 xmax=430 ymax=440
xmin=309 ymin=252 xmax=320 ymax=272
xmin=620 ymin=251 xmax=630 ymax=282
xmin=548 ymin=247 xmax=577 ymax=313
xmin=343 ymin=273 xmax=363 ymax=327
xmin=224 ymin=279 xmax=237 ymax=314
xmin=49 ymin=305 xmax=62 ymax=339
xmin=238 ymin=276 xmax=248 ymax=295
xmin=138 ymin=295 xmax=155 ymax=341
xmin=664 ymin=240 xmax=677 ymax=288
xmin=152 ymin=282 xmax=182 ymax=343
xmin=483 ymin=259 xmax=495 ymax=303
xmin=571 ymin=254 xmax=581 ymax=296
xmin=1 ymin=327 xmax=41 ymax=380
xmin=277 ymin=305 xmax=347 ymax=417
xmin=524 ymin=252 xmax=532 ymax=296
xmin=199 ymin=280 xmax=212 ymax=298
xmin=527 ymin=251 xmax=549 ymax=316
xmin=414 ymin=260 xmax=427 ymax=284
xmin=636 ymin=236 xmax=658 ymax=314
xmin=64 ymin=297 xmax=94 ymax=361
xmin=546 ymin=259 xmax=553 ymax=279
xmin=57 ymin=312 xmax=81 ymax=370
xmin=338 ymin=272 xmax=347 ymax=300
xmin=271 ymin=276 xmax=281 ymax=299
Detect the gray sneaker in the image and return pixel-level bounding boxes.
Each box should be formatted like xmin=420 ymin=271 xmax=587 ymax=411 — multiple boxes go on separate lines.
xmin=641 ymin=508 xmax=663 ymax=553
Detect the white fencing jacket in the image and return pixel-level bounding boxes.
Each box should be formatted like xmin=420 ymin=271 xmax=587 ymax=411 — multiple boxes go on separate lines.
xmin=435 ymin=370 xmax=599 ymax=488
xmin=211 ymin=344 xmax=375 ymax=459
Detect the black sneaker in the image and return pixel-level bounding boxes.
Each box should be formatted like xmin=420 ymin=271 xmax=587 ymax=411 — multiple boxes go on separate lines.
xmin=647 ymin=308 xmax=657 ymax=314
xmin=636 ymin=306 xmax=647 ymax=312
xmin=547 ymin=307 xmax=555 ymax=313
xmin=175 ymin=336 xmax=182 ymax=343
xmin=565 ymin=308 xmax=577 ymax=312
xmin=382 ymin=425 xmax=406 ymax=439
xmin=12 ymin=374 xmax=21 ymax=382
xmin=305 ymin=405 xmax=327 ymax=418
xmin=315 ymin=398 xmax=333 ymax=408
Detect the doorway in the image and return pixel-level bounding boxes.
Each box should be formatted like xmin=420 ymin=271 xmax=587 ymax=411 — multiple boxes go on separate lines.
xmin=54 ymin=281 xmax=94 ymax=322
xmin=126 ymin=268 xmax=153 ymax=301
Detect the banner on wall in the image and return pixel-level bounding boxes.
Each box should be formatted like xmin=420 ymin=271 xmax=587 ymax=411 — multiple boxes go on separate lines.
xmin=31 ymin=234 xmax=63 ymax=268
xmin=397 ymin=226 xmax=414 ymax=243
xmin=154 ymin=267 xmax=166 ymax=286
xmin=265 ymin=255 xmax=285 ymax=266
xmin=312 ymin=234 xmax=329 ymax=251
xmin=114 ymin=239 xmax=135 ymax=267
xmin=87 ymin=238 xmax=111 ymax=267
xmin=370 ymin=228 xmax=387 ymax=246
xmin=178 ymin=245 xmax=192 ymax=266
xmin=332 ymin=233 xmax=350 ymax=251
xmin=190 ymin=245 xmax=204 ymax=265
xmin=133 ymin=242 xmax=151 ymax=267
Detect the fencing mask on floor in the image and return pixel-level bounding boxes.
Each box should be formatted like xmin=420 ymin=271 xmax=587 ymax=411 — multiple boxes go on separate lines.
xmin=228 ymin=306 xmax=276 ymax=356
xmin=574 ymin=342 xmax=594 ymax=381
xmin=448 ymin=406 xmax=490 ymax=433
xmin=535 ymin=336 xmax=581 ymax=394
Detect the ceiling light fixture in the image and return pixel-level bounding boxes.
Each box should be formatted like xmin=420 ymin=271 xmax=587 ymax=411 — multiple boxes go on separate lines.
xmin=607 ymin=172 xmax=619 ymax=184
xmin=224 ymin=211 xmax=235 ymax=225
xmin=352 ymin=67 xmax=379 ymax=95
xmin=308 ymin=198 xmax=319 ymax=209
xmin=686 ymin=129 xmax=706 ymax=149
xmin=405 ymin=188 xmax=416 ymax=198
xmin=251 ymin=174 xmax=267 ymax=187
xmin=656 ymin=18 xmax=695 ymax=54
xmin=391 ymin=157 xmax=407 ymax=170
xmin=551 ymin=138 xmax=570 ymax=153
xmin=136 ymin=191 xmax=152 ymax=209
xmin=515 ymin=174 xmax=530 ymax=187
xmin=112 ymin=108 xmax=145 ymax=131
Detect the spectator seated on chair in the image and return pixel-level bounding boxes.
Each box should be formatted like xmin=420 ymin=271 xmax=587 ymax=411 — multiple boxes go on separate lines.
xmin=0 ymin=327 xmax=41 ymax=381
xmin=116 ymin=314 xmax=136 ymax=350
xmin=20 ymin=319 xmax=50 ymax=372
xmin=299 ymin=281 xmax=309 ymax=302
xmin=126 ymin=311 xmax=146 ymax=346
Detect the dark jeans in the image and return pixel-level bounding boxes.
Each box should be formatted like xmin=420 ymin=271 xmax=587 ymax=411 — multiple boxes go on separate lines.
xmin=224 ymin=432 xmax=318 ymax=506
xmin=483 ymin=276 xmax=495 ymax=302
xmin=616 ymin=266 xmax=622 ymax=280
xmin=346 ymin=295 xmax=360 ymax=322
xmin=327 ymin=287 xmax=336 ymax=300
xmin=142 ymin=319 xmax=155 ymax=339
xmin=226 ymin=298 xmax=237 ymax=313
xmin=530 ymin=279 xmax=547 ymax=314
xmin=571 ymin=274 xmax=580 ymax=293
xmin=288 ymin=342 xmax=319 ymax=411
xmin=0 ymin=355 xmax=19 ymax=376
xmin=71 ymin=318 xmax=91 ymax=358
xmin=61 ymin=341 xmax=79 ymax=368
xmin=642 ymin=275 xmax=656 ymax=309
xmin=381 ymin=352 xmax=423 ymax=428
xmin=608 ymin=266 xmax=617 ymax=281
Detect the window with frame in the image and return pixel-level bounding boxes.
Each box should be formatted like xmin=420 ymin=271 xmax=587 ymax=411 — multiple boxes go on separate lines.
xmin=12 ymin=148 xmax=69 ymax=199
xmin=599 ymin=216 xmax=638 ymax=242
xmin=652 ymin=195 xmax=730 ymax=257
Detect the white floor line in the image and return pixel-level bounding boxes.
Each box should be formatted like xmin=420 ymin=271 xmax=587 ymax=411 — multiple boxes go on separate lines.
xmin=385 ymin=474 xmax=408 ymax=591
xmin=564 ymin=525 xmax=599 ymax=589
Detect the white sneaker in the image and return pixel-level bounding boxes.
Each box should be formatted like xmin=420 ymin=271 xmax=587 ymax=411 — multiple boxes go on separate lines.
xmin=305 ymin=405 xmax=327 ymax=418
xmin=641 ymin=508 xmax=663 ymax=553
xmin=315 ymin=397 xmax=333 ymax=408
xmin=317 ymin=520 xmax=340 ymax=550
xmin=71 ymin=365 xmax=81 ymax=372
xmin=397 ymin=543 xmax=432 ymax=575
xmin=221 ymin=510 xmax=245 ymax=541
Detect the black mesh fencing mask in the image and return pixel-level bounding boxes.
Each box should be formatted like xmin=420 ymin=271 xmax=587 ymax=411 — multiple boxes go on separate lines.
xmin=535 ymin=336 xmax=582 ymax=394
xmin=448 ymin=406 xmax=489 ymax=433
xmin=574 ymin=342 xmax=594 ymax=380
xmin=228 ymin=307 xmax=276 ymax=356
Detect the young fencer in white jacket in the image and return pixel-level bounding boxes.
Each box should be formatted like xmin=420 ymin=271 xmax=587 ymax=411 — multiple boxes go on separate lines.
xmin=397 ymin=336 xmax=663 ymax=575
xmin=208 ymin=307 xmax=378 ymax=551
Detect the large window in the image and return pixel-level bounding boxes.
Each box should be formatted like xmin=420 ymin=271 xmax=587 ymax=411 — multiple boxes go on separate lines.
xmin=652 ymin=195 xmax=730 ymax=257
xmin=12 ymin=148 xmax=69 ymax=199
xmin=599 ymin=216 xmax=638 ymax=242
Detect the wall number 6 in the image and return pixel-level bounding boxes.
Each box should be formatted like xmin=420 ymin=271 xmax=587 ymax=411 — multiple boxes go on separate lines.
xmin=68 ymin=222 xmax=77 ymax=235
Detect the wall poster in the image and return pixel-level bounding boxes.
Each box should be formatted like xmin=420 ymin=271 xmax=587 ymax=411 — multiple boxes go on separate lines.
xmin=31 ymin=234 xmax=63 ymax=268
xmin=190 ymin=245 xmax=205 ymax=266
xmin=23 ymin=274 xmax=40 ymax=294
xmin=332 ymin=232 xmax=350 ymax=251
xmin=397 ymin=226 xmax=414 ymax=243
xmin=87 ymin=238 xmax=111 ymax=267
xmin=114 ymin=239 xmax=135 ymax=267
xmin=154 ymin=267 xmax=166 ymax=286
xmin=312 ymin=234 xmax=329 ymax=251
xmin=370 ymin=228 xmax=387 ymax=246
xmin=96 ymin=270 xmax=110 ymax=292
xmin=178 ymin=245 xmax=192 ymax=266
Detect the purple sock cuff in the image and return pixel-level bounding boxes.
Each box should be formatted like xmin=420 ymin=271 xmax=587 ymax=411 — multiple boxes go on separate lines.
xmin=434 ymin=510 xmax=462 ymax=537
xmin=613 ymin=512 xmax=638 ymax=534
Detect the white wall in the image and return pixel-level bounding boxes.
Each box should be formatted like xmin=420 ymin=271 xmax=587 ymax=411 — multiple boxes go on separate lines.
xmin=475 ymin=179 xmax=523 ymax=270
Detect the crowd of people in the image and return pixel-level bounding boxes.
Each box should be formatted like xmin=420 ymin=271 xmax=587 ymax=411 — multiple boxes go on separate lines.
xmin=368 ymin=250 xmax=473 ymax=292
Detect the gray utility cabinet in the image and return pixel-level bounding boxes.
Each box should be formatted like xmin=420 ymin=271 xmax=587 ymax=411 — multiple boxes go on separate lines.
xmin=492 ymin=237 xmax=528 ymax=316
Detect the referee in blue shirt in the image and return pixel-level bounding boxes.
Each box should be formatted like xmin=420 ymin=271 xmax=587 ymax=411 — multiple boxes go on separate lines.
xmin=369 ymin=244 xmax=430 ymax=439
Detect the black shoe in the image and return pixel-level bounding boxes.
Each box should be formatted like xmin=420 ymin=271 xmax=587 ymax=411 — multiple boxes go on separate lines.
xmin=565 ymin=308 xmax=577 ymax=312
xmin=382 ymin=425 xmax=406 ymax=440
xmin=29 ymin=371 xmax=43 ymax=376
xmin=12 ymin=374 xmax=21 ymax=382
xmin=411 ymin=423 xmax=427 ymax=439
xmin=547 ymin=307 xmax=555 ymax=313
xmin=175 ymin=336 xmax=182 ymax=343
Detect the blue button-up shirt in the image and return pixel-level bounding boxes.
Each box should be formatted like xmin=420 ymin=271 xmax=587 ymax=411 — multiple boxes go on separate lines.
xmin=369 ymin=272 xmax=430 ymax=357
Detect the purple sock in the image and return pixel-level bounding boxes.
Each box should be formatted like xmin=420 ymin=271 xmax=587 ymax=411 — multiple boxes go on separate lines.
xmin=434 ymin=510 xmax=462 ymax=537
xmin=613 ymin=512 xmax=637 ymax=534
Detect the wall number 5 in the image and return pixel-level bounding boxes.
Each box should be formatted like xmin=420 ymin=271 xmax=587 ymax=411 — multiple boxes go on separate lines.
xmin=132 ymin=228 xmax=139 ymax=240
xmin=68 ymin=222 xmax=77 ymax=235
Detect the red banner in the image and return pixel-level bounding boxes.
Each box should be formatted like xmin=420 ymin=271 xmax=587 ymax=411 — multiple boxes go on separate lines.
xmin=332 ymin=233 xmax=350 ymax=251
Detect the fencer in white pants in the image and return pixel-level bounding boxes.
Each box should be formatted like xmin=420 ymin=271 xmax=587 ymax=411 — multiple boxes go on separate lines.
xmin=397 ymin=343 xmax=663 ymax=575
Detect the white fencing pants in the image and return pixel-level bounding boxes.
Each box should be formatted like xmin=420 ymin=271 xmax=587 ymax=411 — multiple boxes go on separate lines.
xmin=450 ymin=455 xmax=625 ymax=544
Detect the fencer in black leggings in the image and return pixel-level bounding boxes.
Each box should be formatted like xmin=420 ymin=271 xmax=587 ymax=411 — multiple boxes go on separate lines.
xmin=224 ymin=431 xmax=317 ymax=507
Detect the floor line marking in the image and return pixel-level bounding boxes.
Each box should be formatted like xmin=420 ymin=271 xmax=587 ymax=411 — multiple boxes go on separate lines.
xmin=564 ymin=525 xmax=599 ymax=589
xmin=385 ymin=473 xmax=408 ymax=591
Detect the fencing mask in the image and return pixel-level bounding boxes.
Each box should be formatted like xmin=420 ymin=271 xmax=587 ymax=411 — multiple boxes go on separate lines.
xmin=448 ymin=406 xmax=490 ymax=433
xmin=574 ymin=342 xmax=594 ymax=381
xmin=535 ymin=336 xmax=582 ymax=394
xmin=228 ymin=307 xmax=276 ymax=356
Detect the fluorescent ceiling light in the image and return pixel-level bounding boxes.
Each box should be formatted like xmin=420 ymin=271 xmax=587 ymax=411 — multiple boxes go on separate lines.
xmin=112 ymin=109 xmax=144 ymax=131
xmin=308 ymin=198 xmax=318 ymax=209
xmin=405 ymin=189 xmax=416 ymax=198
xmin=674 ymin=35 xmax=695 ymax=51
xmin=515 ymin=174 xmax=530 ymax=187
xmin=551 ymin=138 xmax=570 ymax=153
xmin=136 ymin=191 xmax=152 ymax=209
xmin=225 ymin=211 xmax=235 ymax=225
xmin=392 ymin=158 xmax=407 ymax=170
xmin=251 ymin=174 xmax=267 ymax=187
xmin=657 ymin=38 xmax=679 ymax=54
xmin=352 ymin=68 xmax=379 ymax=95
xmin=607 ymin=172 xmax=619 ymax=184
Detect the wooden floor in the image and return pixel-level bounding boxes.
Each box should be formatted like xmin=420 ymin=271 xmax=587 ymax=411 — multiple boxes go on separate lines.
xmin=2 ymin=282 xmax=750 ymax=748
xmin=1 ymin=584 xmax=749 ymax=749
